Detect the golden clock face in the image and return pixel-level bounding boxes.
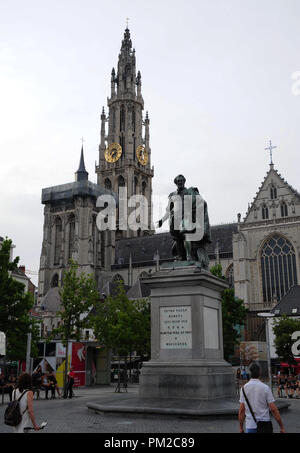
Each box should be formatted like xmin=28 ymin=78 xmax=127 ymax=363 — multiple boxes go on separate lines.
xmin=136 ymin=145 xmax=148 ymax=166
xmin=105 ymin=143 xmax=122 ymax=163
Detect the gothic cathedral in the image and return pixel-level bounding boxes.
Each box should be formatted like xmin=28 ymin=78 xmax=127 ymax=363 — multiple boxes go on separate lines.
xmin=37 ymin=26 xmax=300 ymax=347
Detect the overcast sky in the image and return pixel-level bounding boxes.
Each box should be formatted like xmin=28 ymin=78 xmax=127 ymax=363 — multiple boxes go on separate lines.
xmin=1 ymin=0 xmax=300 ymax=285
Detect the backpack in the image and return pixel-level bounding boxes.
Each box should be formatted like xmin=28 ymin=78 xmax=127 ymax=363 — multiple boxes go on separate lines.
xmin=4 ymin=390 xmax=28 ymax=426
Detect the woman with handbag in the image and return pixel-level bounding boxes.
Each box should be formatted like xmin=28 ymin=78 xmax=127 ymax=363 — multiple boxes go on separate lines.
xmin=238 ymin=362 xmax=285 ymax=433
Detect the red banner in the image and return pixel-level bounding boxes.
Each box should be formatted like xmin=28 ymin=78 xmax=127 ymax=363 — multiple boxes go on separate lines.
xmin=71 ymin=342 xmax=86 ymax=386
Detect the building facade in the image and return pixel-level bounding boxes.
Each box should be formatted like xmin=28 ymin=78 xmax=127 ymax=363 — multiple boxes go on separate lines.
xmin=36 ymin=27 xmax=300 ymax=382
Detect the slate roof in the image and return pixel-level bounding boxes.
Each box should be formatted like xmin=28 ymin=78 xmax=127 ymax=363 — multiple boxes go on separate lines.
xmin=271 ymin=285 xmax=300 ymax=316
xmin=40 ymin=287 xmax=62 ymax=312
xmin=42 ymin=180 xmax=116 ymax=204
xmin=126 ymin=279 xmax=151 ymax=299
xmin=113 ymin=223 xmax=238 ymax=267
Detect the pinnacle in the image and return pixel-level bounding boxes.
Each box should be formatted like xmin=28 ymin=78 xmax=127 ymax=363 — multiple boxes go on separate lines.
xmin=75 ymin=146 xmax=89 ymax=182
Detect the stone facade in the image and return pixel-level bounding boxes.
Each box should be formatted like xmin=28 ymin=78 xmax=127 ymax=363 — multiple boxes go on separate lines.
xmin=96 ymin=27 xmax=154 ymax=239
xmin=37 ymin=26 xmax=300 ymax=348
xmin=110 ymin=163 xmax=300 ymax=341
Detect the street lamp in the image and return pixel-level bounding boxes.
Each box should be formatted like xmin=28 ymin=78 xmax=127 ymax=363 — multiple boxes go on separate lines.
xmin=257 ymin=312 xmax=275 ymax=392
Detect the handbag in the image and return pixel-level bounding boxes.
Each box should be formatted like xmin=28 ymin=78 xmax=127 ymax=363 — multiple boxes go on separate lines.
xmin=242 ymin=386 xmax=273 ymax=433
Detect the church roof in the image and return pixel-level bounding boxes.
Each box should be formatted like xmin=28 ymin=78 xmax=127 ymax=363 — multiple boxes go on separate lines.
xmin=271 ymin=285 xmax=300 ymax=316
xmin=113 ymin=223 xmax=238 ymax=267
xmin=40 ymin=287 xmax=61 ymax=312
xmin=244 ymin=164 xmax=300 ymax=221
xmin=126 ymin=278 xmax=151 ymax=299
xmin=42 ymin=180 xmax=116 ymax=204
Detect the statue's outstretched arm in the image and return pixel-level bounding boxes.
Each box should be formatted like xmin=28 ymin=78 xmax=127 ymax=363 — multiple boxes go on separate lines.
xmin=156 ymin=199 xmax=171 ymax=228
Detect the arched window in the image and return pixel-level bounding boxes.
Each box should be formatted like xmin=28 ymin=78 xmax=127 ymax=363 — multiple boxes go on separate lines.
xmin=139 ymin=271 xmax=148 ymax=279
xmin=51 ymin=273 xmax=59 ymax=287
xmin=142 ymin=181 xmax=147 ymax=196
xmin=104 ymin=178 xmax=112 ymax=190
xmin=225 ymin=263 xmax=234 ymax=288
xmin=112 ymin=274 xmax=124 ymax=284
xmin=118 ymin=176 xmax=125 ymax=188
xmin=261 ymin=235 xmax=298 ymax=303
xmin=270 ymin=185 xmax=277 ymax=200
xmin=262 ymin=204 xmax=269 ymax=220
xmin=68 ymin=214 xmax=75 ymax=259
xmin=280 ymin=202 xmax=288 ymax=217
xmin=132 ymin=107 xmax=135 ymax=132
xmin=120 ymin=105 xmax=125 ymax=131
xmin=54 ymin=217 xmax=62 ymax=265
xmin=112 ymin=107 xmax=116 ymax=133
xmin=120 ymin=105 xmax=126 ymax=152
xmin=134 ymin=177 xmax=139 ymax=194
xmin=125 ymin=63 xmax=131 ymax=77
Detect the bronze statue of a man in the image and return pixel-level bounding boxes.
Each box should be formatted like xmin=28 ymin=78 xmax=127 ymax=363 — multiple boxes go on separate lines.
xmin=157 ymin=175 xmax=211 ymax=269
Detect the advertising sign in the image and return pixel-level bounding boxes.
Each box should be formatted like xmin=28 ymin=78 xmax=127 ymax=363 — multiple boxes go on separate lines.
xmin=71 ymin=342 xmax=86 ymax=386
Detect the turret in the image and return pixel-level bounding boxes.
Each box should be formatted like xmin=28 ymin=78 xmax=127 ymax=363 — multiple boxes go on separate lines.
xmin=75 ymin=146 xmax=89 ymax=182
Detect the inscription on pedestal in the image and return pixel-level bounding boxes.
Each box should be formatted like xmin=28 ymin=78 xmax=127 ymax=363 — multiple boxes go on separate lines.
xmin=160 ymin=306 xmax=192 ymax=349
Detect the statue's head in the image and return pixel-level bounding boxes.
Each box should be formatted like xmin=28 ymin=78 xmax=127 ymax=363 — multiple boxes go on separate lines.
xmin=174 ymin=174 xmax=186 ymax=189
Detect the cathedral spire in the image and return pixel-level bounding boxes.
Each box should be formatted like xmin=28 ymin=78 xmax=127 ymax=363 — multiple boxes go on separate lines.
xmin=121 ymin=27 xmax=132 ymax=53
xmin=75 ymin=145 xmax=89 ymax=182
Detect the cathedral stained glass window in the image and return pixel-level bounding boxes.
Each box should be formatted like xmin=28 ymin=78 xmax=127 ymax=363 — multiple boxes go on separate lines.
xmin=261 ymin=234 xmax=297 ymax=303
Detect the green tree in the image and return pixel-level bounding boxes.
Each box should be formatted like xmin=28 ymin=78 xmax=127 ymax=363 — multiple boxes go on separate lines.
xmin=91 ymin=282 xmax=150 ymax=390
xmin=0 ymin=238 xmax=40 ymax=362
xmin=50 ymin=259 xmax=99 ymax=394
xmin=272 ymin=315 xmax=300 ymax=365
xmin=210 ymin=264 xmax=247 ymax=361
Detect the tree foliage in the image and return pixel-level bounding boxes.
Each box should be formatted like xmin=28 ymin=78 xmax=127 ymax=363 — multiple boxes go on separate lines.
xmin=210 ymin=263 xmax=248 ymax=361
xmin=50 ymin=259 xmax=99 ymax=344
xmin=49 ymin=259 xmax=99 ymax=393
xmin=91 ymin=282 xmax=150 ymax=359
xmin=0 ymin=238 xmax=40 ymax=360
xmin=272 ymin=315 xmax=300 ymax=365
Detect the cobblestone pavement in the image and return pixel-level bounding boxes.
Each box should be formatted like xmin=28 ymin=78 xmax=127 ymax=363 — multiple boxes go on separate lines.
xmin=0 ymin=385 xmax=299 ymax=433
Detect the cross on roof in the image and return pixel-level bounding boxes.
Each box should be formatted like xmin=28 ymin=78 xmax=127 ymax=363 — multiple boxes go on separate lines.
xmin=126 ymin=17 xmax=129 ymax=28
xmin=81 ymin=137 xmax=85 ymax=147
xmin=265 ymin=140 xmax=277 ymax=165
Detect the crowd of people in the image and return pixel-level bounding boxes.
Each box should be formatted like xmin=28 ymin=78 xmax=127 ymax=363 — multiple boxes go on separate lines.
xmin=1 ymin=365 xmax=76 ymax=402
xmin=276 ymin=373 xmax=300 ymax=399
xmin=235 ymin=367 xmax=300 ymax=399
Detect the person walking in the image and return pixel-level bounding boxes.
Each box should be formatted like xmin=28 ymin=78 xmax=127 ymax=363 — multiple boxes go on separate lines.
xmin=238 ymin=362 xmax=285 ymax=433
xmin=65 ymin=367 xmax=75 ymax=399
xmin=40 ymin=372 xmax=50 ymax=399
xmin=12 ymin=373 xmax=40 ymax=433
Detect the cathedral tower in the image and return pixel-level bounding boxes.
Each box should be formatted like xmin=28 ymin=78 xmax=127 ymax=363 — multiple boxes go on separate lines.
xmin=96 ymin=27 xmax=154 ymax=239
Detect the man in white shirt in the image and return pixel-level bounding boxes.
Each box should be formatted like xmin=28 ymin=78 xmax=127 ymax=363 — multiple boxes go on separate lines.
xmin=239 ymin=362 xmax=285 ymax=433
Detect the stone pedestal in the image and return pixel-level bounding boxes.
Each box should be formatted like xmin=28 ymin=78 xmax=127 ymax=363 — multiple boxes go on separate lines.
xmin=139 ymin=266 xmax=236 ymax=399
